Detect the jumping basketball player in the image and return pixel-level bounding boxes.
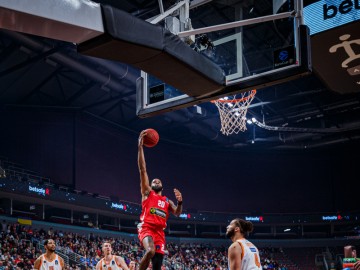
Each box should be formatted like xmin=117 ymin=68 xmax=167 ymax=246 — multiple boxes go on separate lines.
xmin=226 ymin=218 xmax=262 ymax=270
xmin=33 ymin=239 xmax=65 ymax=270
xmin=96 ymin=241 xmax=129 ymax=270
xmin=137 ymin=130 xmax=183 ymax=270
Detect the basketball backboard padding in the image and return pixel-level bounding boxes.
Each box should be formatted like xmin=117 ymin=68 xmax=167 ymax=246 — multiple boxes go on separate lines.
xmin=0 ymin=0 xmax=104 ymax=43
xmin=78 ymin=5 xmax=225 ymax=97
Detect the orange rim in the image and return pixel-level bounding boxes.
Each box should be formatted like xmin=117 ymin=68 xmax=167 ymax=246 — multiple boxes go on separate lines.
xmin=211 ymin=89 xmax=256 ymax=103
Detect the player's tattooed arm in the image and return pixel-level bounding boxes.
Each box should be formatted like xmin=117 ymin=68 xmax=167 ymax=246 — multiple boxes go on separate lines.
xmin=169 ymin=188 xmax=183 ymax=216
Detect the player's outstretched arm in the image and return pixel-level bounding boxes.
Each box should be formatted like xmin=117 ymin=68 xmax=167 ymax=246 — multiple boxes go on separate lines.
xmin=115 ymin=256 xmax=130 ymax=270
xmin=138 ymin=131 xmax=151 ymax=199
xmin=169 ymin=188 xmax=183 ymax=216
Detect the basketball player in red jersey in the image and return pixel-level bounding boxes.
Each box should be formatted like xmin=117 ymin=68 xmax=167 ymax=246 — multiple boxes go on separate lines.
xmin=138 ymin=130 xmax=183 ymax=270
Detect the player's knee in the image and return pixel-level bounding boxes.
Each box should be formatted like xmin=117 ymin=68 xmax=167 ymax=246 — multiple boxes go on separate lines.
xmin=145 ymin=248 xmax=156 ymax=258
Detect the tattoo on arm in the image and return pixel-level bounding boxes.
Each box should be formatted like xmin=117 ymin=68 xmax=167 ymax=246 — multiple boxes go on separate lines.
xmin=169 ymin=200 xmax=182 ymax=216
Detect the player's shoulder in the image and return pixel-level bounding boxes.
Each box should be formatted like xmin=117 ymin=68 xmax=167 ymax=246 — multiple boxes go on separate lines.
xmin=33 ymin=256 xmax=43 ymax=269
xmin=228 ymin=241 xmax=242 ymax=253
xmin=96 ymin=258 xmax=103 ymax=267
xmin=114 ymin=255 xmax=126 ymax=267
xmin=57 ymin=255 xmax=65 ymax=268
xmin=229 ymin=241 xmax=238 ymax=248
xmin=115 ymin=255 xmax=125 ymax=261
xmin=35 ymin=255 xmax=43 ymax=262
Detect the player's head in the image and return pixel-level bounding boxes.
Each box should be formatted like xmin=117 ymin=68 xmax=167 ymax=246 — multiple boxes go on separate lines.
xmin=226 ymin=218 xmax=254 ymax=240
xmin=151 ymin=178 xmax=163 ymax=192
xmin=129 ymin=260 xmax=136 ymax=269
xmin=44 ymin=239 xmax=56 ymax=253
xmin=102 ymin=241 xmax=112 ymax=255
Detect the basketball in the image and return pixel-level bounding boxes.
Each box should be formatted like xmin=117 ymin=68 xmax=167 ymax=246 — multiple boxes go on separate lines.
xmin=143 ymin=128 xmax=159 ymax=147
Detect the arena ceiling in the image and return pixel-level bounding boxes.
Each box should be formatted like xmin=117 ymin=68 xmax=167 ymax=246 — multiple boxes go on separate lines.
xmin=1 ymin=0 xmax=360 ymax=151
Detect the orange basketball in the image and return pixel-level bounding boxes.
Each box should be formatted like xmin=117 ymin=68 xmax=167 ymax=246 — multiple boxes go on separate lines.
xmin=143 ymin=128 xmax=159 ymax=147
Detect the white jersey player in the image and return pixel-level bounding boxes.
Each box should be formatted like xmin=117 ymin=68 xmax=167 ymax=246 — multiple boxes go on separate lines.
xmin=226 ymin=219 xmax=262 ymax=270
xmin=96 ymin=241 xmax=129 ymax=270
xmin=34 ymin=239 xmax=65 ymax=270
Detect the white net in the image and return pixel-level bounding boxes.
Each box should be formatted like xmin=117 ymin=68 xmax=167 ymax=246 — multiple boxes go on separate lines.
xmin=212 ymin=90 xmax=256 ymax=135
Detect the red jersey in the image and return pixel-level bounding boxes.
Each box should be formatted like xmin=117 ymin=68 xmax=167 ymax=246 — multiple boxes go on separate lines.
xmin=139 ymin=190 xmax=170 ymax=229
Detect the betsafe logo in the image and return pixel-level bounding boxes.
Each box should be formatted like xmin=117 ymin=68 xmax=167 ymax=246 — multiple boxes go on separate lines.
xmin=323 ymin=0 xmax=360 ymax=20
xmin=111 ymin=202 xmax=127 ymax=211
xmin=245 ymin=216 xmax=264 ymax=222
xmin=28 ymin=185 xmax=50 ymax=196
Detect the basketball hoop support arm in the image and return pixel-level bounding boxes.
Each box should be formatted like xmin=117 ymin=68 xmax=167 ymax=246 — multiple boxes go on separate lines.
xmin=148 ymin=0 xmax=211 ymax=25
xmin=147 ymin=0 xmax=189 ymax=24
xmin=178 ymin=11 xmax=296 ymax=37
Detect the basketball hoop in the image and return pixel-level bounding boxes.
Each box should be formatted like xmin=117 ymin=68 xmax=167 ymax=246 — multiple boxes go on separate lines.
xmin=211 ymin=90 xmax=256 ymax=135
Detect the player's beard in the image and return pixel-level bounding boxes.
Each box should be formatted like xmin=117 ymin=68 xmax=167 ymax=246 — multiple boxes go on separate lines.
xmin=226 ymin=228 xmax=235 ymax=239
xmin=151 ymin=185 xmax=163 ymax=192
xmin=47 ymin=247 xmax=56 ymax=253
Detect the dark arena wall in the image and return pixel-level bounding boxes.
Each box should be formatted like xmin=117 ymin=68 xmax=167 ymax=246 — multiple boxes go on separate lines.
xmin=0 ymin=108 xmax=359 ymax=214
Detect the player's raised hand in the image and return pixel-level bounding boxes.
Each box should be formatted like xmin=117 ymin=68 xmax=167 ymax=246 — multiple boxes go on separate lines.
xmin=138 ymin=130 xmax=147 ymax=147
xmin=174 ymin=188 xmax=182 ymax=203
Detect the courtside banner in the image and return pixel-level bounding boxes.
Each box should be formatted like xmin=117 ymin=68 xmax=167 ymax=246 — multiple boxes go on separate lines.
xmin=312 ymin=20 xmax=360 ymax=93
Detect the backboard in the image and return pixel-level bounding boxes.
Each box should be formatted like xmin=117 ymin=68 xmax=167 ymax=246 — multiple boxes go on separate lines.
xmin=137 ymin=0 xmax=311 ymax=118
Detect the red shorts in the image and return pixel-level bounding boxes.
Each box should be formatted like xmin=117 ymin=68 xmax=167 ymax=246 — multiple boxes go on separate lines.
xmin=138 ymin=223 xmax=166 ymax=254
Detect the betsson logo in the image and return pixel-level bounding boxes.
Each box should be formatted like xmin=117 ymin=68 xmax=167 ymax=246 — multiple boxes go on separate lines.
xmin=323 ymin=0 xmax=360 ymax=20
xmin=28 ymin=185 xmax=47 ymax=196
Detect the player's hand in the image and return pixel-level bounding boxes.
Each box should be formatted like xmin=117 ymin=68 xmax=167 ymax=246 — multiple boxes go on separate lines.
xmin=354 ymin=260 xmax=360 ymax=270
xmin=138 ymin=130 xmax=147 ymax=147
xmin=174 ymin=188 xmax=182 ymax=203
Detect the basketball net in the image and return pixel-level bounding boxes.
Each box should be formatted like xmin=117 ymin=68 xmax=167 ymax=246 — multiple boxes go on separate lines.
xmin=211 ymin=90 xmax=256 ymax=135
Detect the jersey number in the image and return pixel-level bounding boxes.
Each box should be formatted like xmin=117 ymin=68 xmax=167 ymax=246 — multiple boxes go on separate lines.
xmin=158 ymin=200 xmax=165 ymax=208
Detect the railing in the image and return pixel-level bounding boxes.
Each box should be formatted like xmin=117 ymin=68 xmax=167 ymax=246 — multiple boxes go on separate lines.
xmin=1 ymin=158 xmax=51 ymax=183
xmin=54 ymin=244 xmax=95 ymax=269
xmin=19 ymin=239 xmax=32 ymax=246
xmin=5 ymin=167 xmax=51 ymax=183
